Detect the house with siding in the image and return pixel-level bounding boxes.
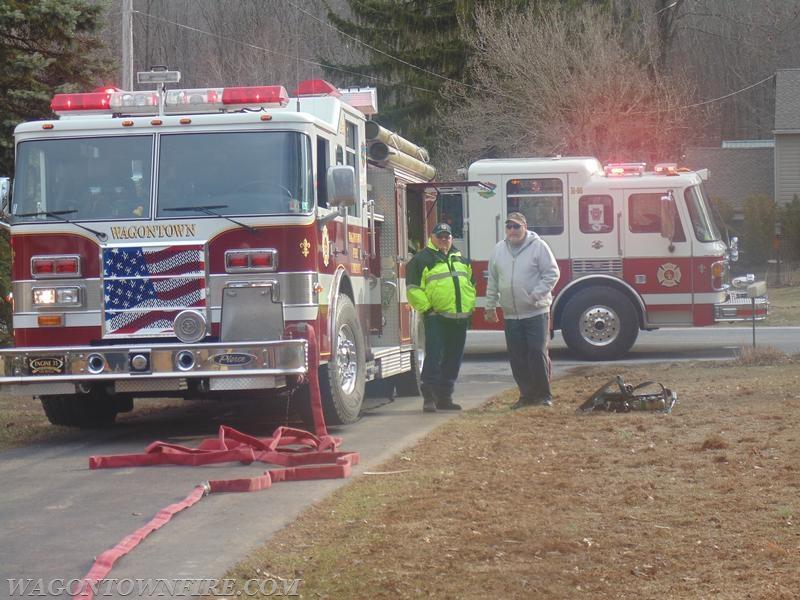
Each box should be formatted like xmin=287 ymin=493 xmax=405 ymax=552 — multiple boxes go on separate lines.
xmin=684 ymin=142 xmax=773 ymax=216
xmin=774 ymin=68 xmax=800 ymax=206
xmin=683 ymin=69 xmax=800 ymax=215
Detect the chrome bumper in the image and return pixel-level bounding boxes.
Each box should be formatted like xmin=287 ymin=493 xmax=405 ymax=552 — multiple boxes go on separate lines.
xmin=0 ymin=340 xmax=308 ymax=393
xmin=714 ymin=293 xmax=769 ymax=322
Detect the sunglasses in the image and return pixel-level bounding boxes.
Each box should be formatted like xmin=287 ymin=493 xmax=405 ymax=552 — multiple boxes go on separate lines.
xmin=505 ymin=223 xmax=523 ymax=230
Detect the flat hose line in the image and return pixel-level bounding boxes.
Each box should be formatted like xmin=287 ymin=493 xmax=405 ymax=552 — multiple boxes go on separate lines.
xmin=73 ymin=324 xmax=360 ymax=600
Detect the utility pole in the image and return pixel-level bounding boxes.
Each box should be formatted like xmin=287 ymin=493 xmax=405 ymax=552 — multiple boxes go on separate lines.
xmin=121 ymin=0 xmax=133 ymax=90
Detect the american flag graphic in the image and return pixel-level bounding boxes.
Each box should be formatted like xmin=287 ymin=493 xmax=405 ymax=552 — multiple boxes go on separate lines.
xmin=102 ymin=244 xmax=206 ymax=336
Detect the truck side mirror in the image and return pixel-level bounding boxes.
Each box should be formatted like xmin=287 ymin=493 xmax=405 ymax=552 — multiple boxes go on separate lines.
xmin=327 ymin=165 xmax=357 ymax=208
xmin=660 ymin=191 xmax=676 ymax=242
xmin=729 ymin=236 xmax=739 ymax=262
xmin=0 ymin=177 xmax=11 ymax=229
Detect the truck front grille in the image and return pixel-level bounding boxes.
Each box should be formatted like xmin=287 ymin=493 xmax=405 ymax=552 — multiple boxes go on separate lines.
xmin=102 ymin=243 xmax=207 ymax=337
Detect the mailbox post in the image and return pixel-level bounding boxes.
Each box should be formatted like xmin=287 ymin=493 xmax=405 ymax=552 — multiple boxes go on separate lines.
xmin=747 ymin=281 xmax=767 ymax=348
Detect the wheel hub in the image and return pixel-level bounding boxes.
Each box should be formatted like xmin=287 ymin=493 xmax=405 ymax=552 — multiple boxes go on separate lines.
xmin=336 ymin=324 xmax=358 ymax=394
xmin=579 ymin=306 xmax=619 ymax=347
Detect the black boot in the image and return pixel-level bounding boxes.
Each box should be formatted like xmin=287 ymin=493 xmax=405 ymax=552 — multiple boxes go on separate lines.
xmin=435 ymin=388 xmax=462 ymax=411
xmin=420 ymin=384 xmax=438 ymax=413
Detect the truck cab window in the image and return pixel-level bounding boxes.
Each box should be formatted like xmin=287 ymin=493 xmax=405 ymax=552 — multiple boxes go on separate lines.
xmin=506 ymin=178 xmax=564 ymax=235
xmin=437 ymin=191 xmax=464 ymax=238
xmin=629 ymin=193 xmax=685 ymax=241
xmin=317 ymin=136 xmax=329 ymax=208
xmin=579 ymin=195 xmax=613 ymax=233
xmin=345 ymin=121 xmax=359 ymax=217
xmin=156 ymin=131 xmax=313 ymax=217
xmin=12 ymin=136 xmax=153 ymax=222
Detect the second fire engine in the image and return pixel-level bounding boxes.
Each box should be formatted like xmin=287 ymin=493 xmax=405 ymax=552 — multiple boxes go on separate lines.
xmin=435 ymin=158 xmax=767 ymax=360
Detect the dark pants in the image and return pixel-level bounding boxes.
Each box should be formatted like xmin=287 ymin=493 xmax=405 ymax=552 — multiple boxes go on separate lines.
xmin=504 ymin=313 xmax=552 ymax=403
xmin=421 ymin=314 xmax=469 ymax=394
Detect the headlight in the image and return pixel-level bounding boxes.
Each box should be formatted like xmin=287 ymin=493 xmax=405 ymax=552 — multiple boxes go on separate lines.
xmin=710 ymin=260 xmax=728 ymax=291
xmin=32 ymin=287 xmax=81 ymax=306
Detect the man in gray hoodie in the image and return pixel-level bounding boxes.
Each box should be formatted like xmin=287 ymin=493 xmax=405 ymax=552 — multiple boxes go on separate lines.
xmin=485 ymin=212 xmax=560 ymax=408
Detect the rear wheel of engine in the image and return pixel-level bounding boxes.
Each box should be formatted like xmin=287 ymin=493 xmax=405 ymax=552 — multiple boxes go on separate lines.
xmin=395 ymin=310 xmax=425 ymax=397
xmin=320 ymin=295 xmax=366 ymax=425
xmin=40 ymin=389 xmax=119 ymax=428
xmin=561 ymin=286 xmax=639 ymax=361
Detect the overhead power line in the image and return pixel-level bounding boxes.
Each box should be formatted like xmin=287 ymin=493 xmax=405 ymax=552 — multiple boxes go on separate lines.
xmin=130 ymin=9 xmax=439 ymax=95
xmin=680 ymin=73 xmax=775 ymax=109
xmin=134 ymin=8 xmax=775 ymax=113
xmin=283 ymin=0 xmax=521 ymax=101
xmin=284 ymin=0 xmax=471 ymax=88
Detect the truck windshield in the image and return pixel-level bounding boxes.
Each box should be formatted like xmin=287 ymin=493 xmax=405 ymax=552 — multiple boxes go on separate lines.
xmin=156 ymin=131 xmax=313 ymax=217
xmin=684 ymin=185 xmax=721 ymax=242
xmin=12 ymin=131 xmax=314 ymax=224
xmin=12 ymin=136 xmax=153 ymax=223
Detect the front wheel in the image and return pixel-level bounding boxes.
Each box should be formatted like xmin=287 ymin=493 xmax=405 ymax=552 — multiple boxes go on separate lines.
xmin=40 ymin=389 xmax=119 ymax=428
xmin=320 ymin=295 xmax=366 ymax=425
xmin=561 ymin=286 xmax=639 ymax=361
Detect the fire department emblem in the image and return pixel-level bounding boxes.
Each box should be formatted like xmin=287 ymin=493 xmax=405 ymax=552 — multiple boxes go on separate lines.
xmin=321 ymin=225 xmax=330 ymax=267
xmin=300 ymin=238 xmax=311 ymax=258
xmin=656 ymin=262 xmax=681 ymax=287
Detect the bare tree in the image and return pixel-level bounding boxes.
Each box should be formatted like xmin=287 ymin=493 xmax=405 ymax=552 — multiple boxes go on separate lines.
xmin=670 ymin=0 xmax=800 ymax=141
xmin=438 ymin=4 xmax=703 ymax=174
xmin=97 ymin=0 xmax=360 ymax=89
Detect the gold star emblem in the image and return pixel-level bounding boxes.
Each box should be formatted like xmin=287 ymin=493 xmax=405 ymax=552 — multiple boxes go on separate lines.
xmin=300 ymin=238 xmax=311 ymax=257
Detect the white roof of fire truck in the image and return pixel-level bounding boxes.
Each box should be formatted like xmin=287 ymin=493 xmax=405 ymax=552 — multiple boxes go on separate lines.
xmin=469 ymin=156 xmax=708 ymax=188
xmin=14 ymin=78 xmax=373 ymax=137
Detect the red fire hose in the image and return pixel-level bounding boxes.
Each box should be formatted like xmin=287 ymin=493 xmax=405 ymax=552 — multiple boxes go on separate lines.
xmin=74 ymin=324 xmax=358 ymax=600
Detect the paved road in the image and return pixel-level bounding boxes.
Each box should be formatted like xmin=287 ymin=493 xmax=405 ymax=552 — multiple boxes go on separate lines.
xmin=1 ymin=325 xmax=796 ymax=599
xmin=460 ymin=325 xmax=800 ymax=393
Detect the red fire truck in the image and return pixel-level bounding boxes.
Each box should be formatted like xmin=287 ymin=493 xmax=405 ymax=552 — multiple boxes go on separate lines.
xmin=435 ymin=158 xmax=768 ymax=360
xmin=0 ymin=69 xmax=435 ymax=427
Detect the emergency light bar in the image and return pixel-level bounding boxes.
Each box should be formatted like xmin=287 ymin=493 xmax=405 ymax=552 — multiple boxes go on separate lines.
xmin=51 ymin=85 xmax=290 ymax=116
xmin=604 ymin=162 xmax=646 ymax=177
xmin=292 ymin=79 xmax=341 ymax=98
xmin=50 ymin=92 xmax=114 ymax=115
xmin=654 ymin=163 xmax=679 ymax=175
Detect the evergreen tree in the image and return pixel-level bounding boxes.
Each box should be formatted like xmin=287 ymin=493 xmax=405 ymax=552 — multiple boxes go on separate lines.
xmin=325 ymin=0 xmax=477 ymax=151
xmin=0 ymin=0 xmax=110 ymax=342
xmin=0 ymin=0 xmax=110 ymax=174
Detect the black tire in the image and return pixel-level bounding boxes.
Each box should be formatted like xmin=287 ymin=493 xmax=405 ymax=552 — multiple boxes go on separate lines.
xmin=116 ymin=396 xmax=134 ymax=413
xmin=561 ymin=286 xmax=639 ymax=361
xmin=365 ymin=377 xmax=396 ymax=401
xmin=395 ymin=311 xmax=425 ymax=397
xmin=320 ymin=295 xmax=366 ymax=425
xmin=40 ymin=390 xmax=119 ymax=428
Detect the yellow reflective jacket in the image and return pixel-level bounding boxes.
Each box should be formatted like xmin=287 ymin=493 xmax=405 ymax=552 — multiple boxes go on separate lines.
xmin=406 ymin=240 xmax=476 ymax=318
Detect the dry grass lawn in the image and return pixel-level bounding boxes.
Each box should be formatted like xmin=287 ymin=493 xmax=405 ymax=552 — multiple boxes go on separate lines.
xmin=226 ymin=352 xmax=800 ymax=599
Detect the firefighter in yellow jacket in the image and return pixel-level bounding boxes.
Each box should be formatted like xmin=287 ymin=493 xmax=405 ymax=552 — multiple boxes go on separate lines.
xmin=406 ymin=223 xmax=476 ymax=412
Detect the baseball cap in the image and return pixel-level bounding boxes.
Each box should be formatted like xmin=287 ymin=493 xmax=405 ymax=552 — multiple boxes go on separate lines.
xmin=505 ymin=212 xmax=527 ymax=227
xmin=432 ymin=222 xmax=452 ymax=236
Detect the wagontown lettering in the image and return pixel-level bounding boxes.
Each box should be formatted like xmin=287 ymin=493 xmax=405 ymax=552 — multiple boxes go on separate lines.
xmin=110 ymin=224 xmax=197 ymax=240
